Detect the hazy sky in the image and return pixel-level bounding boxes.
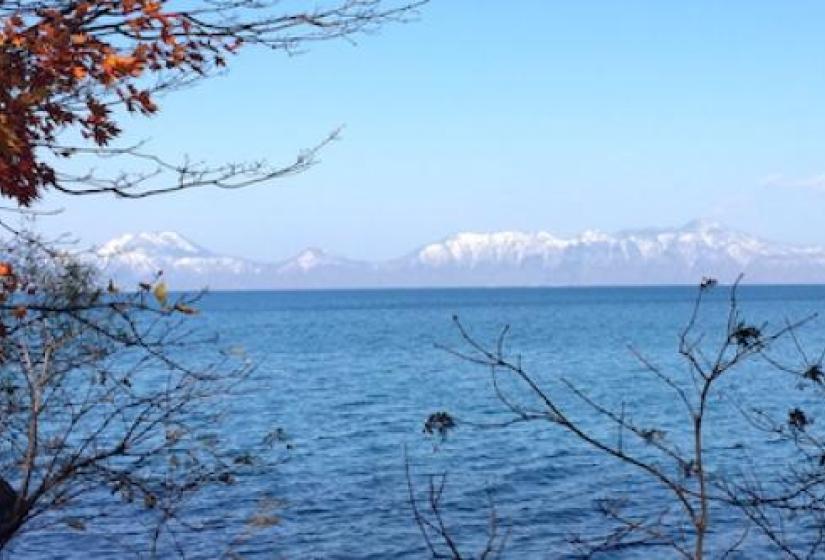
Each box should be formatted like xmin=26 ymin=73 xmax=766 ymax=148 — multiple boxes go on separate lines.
xmin=35 ymin=1 xmax=825 ymax=261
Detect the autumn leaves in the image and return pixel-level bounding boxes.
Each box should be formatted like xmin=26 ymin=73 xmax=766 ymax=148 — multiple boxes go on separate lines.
xmin=0 ymin=259 xmax=198 ymax=342
xmin=138 ymin=276 xmax=198 ymax=315
xmin=0 ymin=0 xmax=241 ymax=205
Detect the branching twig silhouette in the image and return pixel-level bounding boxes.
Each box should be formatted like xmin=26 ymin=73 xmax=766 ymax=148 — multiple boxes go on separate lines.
xmin=420 ymin=277 xmax=825 ymax=558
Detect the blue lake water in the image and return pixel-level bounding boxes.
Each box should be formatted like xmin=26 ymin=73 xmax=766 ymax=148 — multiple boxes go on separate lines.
xmin=13 ymin=285 xmax=825 ymax=558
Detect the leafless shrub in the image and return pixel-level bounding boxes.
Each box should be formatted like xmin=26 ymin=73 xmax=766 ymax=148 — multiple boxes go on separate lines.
xmin=0 ymin=230 xmax=278 ymax=556
xmin=421 ymin=277 xmax=825 ymax=559
xmin=405 ymin=450 xmax=508 ymax=560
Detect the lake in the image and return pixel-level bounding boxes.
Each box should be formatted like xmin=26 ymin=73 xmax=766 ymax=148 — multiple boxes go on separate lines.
xmin=13 ymin=285 xmax=825 ymax=558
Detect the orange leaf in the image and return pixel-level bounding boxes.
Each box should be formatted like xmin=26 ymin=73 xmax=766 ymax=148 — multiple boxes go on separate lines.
xmin=143 ymin=1 xmax=161 ymax=16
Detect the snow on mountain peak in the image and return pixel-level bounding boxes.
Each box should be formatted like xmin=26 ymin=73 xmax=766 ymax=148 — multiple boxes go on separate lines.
xmin=578 ymin=229 xmax=611 ymax=243
xmin=275 ymin=247 xmax=364 ymax=274
xmin=98 ymin=231 xmax=205 ymax=258
xmin=293 ymin=248 xmax=328 ymax=271
xmin=90 ymin=222 xmax=825 ymax=289
xmin=409 ymin=221 xmax=790 ymax=272
xmin=416 ymin=230 xmax=572 ymax=267
xmin=93 ymin=231 xmax=261 ymax=288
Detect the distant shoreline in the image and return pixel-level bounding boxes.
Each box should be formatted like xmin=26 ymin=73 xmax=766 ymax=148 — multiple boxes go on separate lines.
xmin=175 ymin=283 xmax=825 ymax=294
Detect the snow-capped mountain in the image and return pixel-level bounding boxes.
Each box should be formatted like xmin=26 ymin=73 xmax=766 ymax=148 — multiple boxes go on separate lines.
xmin=272 ymin=248 xmax=375 ymax=288
xmin=92 ymin=221 xmax=825 ymax=289
xmin=96 ymin=232 xmax=269 ymax=289
xmin=94 ymin=233 xmax=371 ymax=289
xmin=395 ymin=220 xmax=825 ymax=286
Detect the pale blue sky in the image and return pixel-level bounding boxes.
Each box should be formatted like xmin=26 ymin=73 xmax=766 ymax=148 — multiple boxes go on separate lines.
xmin=36 ymin=1 xmax=825 ymax=260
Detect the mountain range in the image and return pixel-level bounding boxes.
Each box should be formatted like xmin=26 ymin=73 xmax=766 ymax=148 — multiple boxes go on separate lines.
xmin=92 ymin=221 xmax=825 ymax=289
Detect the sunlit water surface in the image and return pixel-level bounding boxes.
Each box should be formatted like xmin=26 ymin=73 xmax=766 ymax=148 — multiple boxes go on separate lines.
xmin=13 ymin=286 xmax=825 ymax=558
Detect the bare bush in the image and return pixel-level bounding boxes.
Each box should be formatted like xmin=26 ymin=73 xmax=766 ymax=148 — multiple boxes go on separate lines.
xmin=0 ymin=230 xmax=272 ymax=556
xmin=419 ymin=278 xmax=825 ymax=559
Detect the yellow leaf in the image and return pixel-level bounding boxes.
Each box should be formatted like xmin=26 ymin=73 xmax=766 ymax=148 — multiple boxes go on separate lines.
xmin=153 ymin=282 xmax=168 ymax=305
